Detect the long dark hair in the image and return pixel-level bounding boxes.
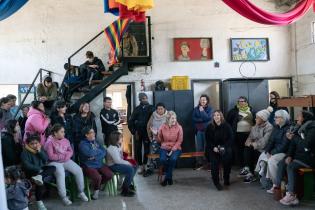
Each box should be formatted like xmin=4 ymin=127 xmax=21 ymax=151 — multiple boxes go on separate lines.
xmin=31 ymin=100 xmax=44 ymax=112
xmin=108 ymin=131 xmax=122 ymax=147
xmin=52 ymin=100 xmax=67 ymax=116
xmin=4 ymin=120 xmax=17 ymax=134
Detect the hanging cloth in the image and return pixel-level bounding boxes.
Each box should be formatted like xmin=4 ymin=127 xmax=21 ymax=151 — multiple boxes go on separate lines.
xmin=222 ymin=0 xmax=315 ymax=25
xmin=115 ymin=0 xmax=154 ymax=12
xmin=104 ymin=0 xmax=120 ymax=16
xmin=0 ymin=0 xmax=28 ymax=21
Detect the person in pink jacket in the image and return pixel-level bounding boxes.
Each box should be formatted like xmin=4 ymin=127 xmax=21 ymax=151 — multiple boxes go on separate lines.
xmin=24 ymin=101 xmax=50 ymax=145
xmin=157 ymin=111 xmax=183 ymax=187
xmin=44 ymin=123 xmax=88 ymax=206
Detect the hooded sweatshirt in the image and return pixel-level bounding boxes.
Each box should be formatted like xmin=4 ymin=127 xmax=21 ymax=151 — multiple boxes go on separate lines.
xmin=79 ymin=138 xmax=106 ymax=168
xmin=44 ymin=135 xmax=73 ymax=163
xmin=24 ymin=107 xmax=50 ymax=145
xmin=147 ymin=110 xmax=168 ymax=140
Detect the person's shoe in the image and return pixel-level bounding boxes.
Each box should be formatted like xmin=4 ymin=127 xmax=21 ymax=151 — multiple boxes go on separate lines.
xmin=92 ymin=190 xmax=99 ymax=200
xmin=121 ymin=188 xmax=135 ymax=197
xmin=129 ymin=184 xmax=136 ymax=192
xmin=62 ymin=197 xmax=72 ymax=206
xmin=243 ymin=174 xmax=257 ymax=183
xmin=36 ymin=200 xmax=47 ymax=210
xmin=266 ymin=185 xmax=278 ymax=194
xmin=160 ymin=179 xmax=167 ymax=187
xmin=280 ymin=192 xmax=299 ymax=206
xmin=78 ymin=192 xmax=89 ymax=202
xmin=32 ymin=175 xmax=43 ymax=186
xmin=214 ymin=183 xmax=223 ymax=191
xmin=194 ymin=164 xmax=203 ymax=170
xmin=137 ymin=166 xmax=144 ymax=175
xmin=239 ymin=167 xmax=250 ymax=177
xmin=167 ymin=179 xmax=173 ymax=185
xmin=143 ymin=169 xmax=153 ymax=177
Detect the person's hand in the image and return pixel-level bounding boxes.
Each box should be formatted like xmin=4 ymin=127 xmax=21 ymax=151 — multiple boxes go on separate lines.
xmin=286 ymin=132 xmax=294 ymax=140
xmin=39 ymin=96 xmax=47 ymax=101
xmin=285 ymin=156 xmax=292 ymax=165
xmin=266 ymin=153 xmax=271 ymax=159
xmin=47 ymin=118 xmax=51 ymax=125
xmin=36 ymin=144 xmax=42 ymax=152
xmin=213 ymin=147 xmax=219 ymax=153
xmin=245 ymin=140 xmax=251 ymax=147
xmin=199 ymin=106 xmax=204 ymax=111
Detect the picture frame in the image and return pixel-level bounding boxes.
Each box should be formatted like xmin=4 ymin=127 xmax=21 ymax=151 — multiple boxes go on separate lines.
xmin=230 ymin=38 xmax=270 ymax=62
xmin=173 ymin=38 xmax=213 ymax=61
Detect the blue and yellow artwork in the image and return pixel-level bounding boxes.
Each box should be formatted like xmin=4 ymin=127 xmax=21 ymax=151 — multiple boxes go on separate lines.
xmin=231 ymin=38 xmax=269 ymax=61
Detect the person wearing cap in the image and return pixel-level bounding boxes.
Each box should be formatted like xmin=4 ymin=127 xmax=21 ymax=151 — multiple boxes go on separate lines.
xmin=269 ymin=111 xmax=315 ymax=206
xmin=238 ymin=108 xmax=273 ymax=183
xmin=252 ymin=109 xmax=291 ymax=186
xmin=128 ymin=92 xmax=154 ymax=176
xmin=36 ymin=76 xmax=58 ymax=111
xmin=226 ymin=96 xmax=255 ymax=167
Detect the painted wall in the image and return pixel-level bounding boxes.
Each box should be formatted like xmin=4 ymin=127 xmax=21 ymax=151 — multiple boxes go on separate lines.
xmin=292 ymin=10 xmax=315 ymax=96
xmin=0 ymin=0 xmax=293 ymax=88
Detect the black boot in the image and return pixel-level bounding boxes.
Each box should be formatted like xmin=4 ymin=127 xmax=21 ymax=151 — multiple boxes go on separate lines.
xmin=214 ymin=183 xmax=223 ymax=191
xmin=167 ymin=179 xmax=173 ymax=185
xmin=160 ymin=179 xmax=167 ymax=187
xmin=121 ymin=186 xmax=135 ymax=197
xmin=129 ymin=184 xmax=136 ymax=192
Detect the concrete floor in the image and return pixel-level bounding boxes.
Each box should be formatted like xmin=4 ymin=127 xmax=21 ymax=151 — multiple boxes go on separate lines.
xmin=31 ymin=169 xmax=315 ymax=210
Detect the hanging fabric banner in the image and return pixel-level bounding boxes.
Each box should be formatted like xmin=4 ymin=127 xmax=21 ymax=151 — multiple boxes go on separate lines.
xmin=222 ymin=0 xmax=314 ymax=25
xmin=0 ymin=0 xmax=28 ymax=21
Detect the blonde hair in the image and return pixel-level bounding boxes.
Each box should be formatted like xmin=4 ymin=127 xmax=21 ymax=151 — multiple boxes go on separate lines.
xmin=166 ymin=111 xmax=177 ymax=125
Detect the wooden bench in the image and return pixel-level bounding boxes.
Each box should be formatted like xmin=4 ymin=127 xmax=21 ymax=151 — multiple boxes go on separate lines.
xmin=297 ymin=168 xmax=315 ymax=200
xmin=148 ymin=152 xmax=205 ymax=182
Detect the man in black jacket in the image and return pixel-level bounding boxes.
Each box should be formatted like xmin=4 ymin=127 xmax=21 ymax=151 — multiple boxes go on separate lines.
xmin=128 ymin=93 xmax=154 ymax=176
xmin=100 ymin=97 xmax=120 ymax=146
xmin=80 ymin=51 xmax=106 ymax=86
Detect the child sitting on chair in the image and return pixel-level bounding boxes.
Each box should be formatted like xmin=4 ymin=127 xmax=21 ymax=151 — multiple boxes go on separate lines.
xmin=44 ymin=123 xmax=88 ymax=206
xmin=79 ymin=127 xmax=113 ymax=200
xmin=5 ymin=165 xmax=32 ymax=210
xmin=106 ymin=131 xmax=137 ymax=197
xmin=21 ymin=134 xmax=56 ymax=210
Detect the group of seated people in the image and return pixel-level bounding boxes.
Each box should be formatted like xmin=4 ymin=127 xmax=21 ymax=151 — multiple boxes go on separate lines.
xmin=1 ymin=96 xmax=140 ymax=210
xmin=1 ymin=89 xmax=315 ymax=209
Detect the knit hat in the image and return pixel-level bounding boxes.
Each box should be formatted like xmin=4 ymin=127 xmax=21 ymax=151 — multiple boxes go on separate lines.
xmin=275 ymin=109 xmax=290 ymax=123
xmin=256 ymin=108 xmax=272 ymax=121
xmin=138 ymin=92 xmax=148 ymax=101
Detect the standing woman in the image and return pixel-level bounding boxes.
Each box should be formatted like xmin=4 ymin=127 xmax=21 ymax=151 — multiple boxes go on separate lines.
xmin=192 ymin=94 xmax=212 ymax=169
xmin=157 ymin=111 xmax=183 ymax=186
xmin=73 ymin=102 xmax=97 ymax=154
xmin=205 ymin=110 xmax=233 ymax=190
xmin=51 ymin=101 xmax=74 ymax=144
xmin=0 ymin=97 xmax=13 ymax=130
xmin=269 ymin=91 xmax=288 ymax=124
xmin=24 ymin=101 xmax=50 ymax=146
xmin=226 ymin=96 xmax=255 ymax=167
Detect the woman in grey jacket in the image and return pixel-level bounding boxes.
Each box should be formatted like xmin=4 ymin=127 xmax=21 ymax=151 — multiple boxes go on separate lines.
xmin=239 ymin=108 xmax=273 ymax=183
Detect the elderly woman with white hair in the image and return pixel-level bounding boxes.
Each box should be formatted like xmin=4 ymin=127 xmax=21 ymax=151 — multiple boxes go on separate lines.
xmin=254 ymin=109 xmax=291 ymax=187
xmin=157 ymin=111 xmax=183 ymax=187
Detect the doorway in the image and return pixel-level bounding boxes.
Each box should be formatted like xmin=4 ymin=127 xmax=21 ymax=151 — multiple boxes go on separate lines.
xmin=191 ymin=80 xmax=221 ymax=110
xmin=105 ymin=83 xmax=134 ymax=157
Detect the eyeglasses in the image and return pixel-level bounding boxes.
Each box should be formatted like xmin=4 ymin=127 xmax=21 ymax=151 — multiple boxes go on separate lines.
xmin=238 ymin=100 xmax=246 ymax=103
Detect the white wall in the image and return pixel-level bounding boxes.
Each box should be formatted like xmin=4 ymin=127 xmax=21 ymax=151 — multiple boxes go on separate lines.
xmin=0 ymin=0 xmax=293 ymax=88
xmin=293 ymin=10 xmax=315 ymax=96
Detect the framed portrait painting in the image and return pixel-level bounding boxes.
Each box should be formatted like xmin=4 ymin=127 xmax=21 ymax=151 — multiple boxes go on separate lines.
xmin=230 ymin=38 xmax=270 ymax=62
xmin=173 ymin=38 xmax=213 ymax=61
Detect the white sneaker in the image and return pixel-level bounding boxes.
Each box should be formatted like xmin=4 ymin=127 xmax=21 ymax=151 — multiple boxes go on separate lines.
xmin=36 ymin=200 xmax=47 ymax=210
xmin=32 ymin=175 xmax=43 ymax=186
xmin=78 ymin=192 xmax=89 ymax=202
xmin=280 ymin=192 xmax=299 ymax=206
xmin=92 ymin=190 xmax=99 ymax=200
xmin=62 ymin=197 xmax=72 ymax=206
xmin=266 ymin=186 xmax=276 ymax=194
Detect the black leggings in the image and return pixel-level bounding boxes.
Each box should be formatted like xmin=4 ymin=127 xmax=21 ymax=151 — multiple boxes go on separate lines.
xmin=234 ymin=132 xmax=250 ymax=167
xmin=134 ymin=131 xmax=150 ymax=166
xmin=243 ymin=146 xmax=260 ymax=173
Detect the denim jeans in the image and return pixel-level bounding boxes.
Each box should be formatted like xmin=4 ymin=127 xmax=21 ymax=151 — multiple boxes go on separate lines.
xmin=109 ymin=164 xmax=137 ymax=187
xmin=159 ymin=149 xmax=181 ymax=180
xmin=195 ymin=131 xmax=206 ymax=165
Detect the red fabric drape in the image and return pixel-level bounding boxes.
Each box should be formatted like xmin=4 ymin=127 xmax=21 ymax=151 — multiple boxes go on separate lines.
xmin=222 ymin=0 xmax=314 ymax=25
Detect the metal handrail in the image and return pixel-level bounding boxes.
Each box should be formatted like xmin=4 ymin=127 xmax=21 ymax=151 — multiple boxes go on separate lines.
xmin=14 ymin=68 xmax=54 ymax=119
